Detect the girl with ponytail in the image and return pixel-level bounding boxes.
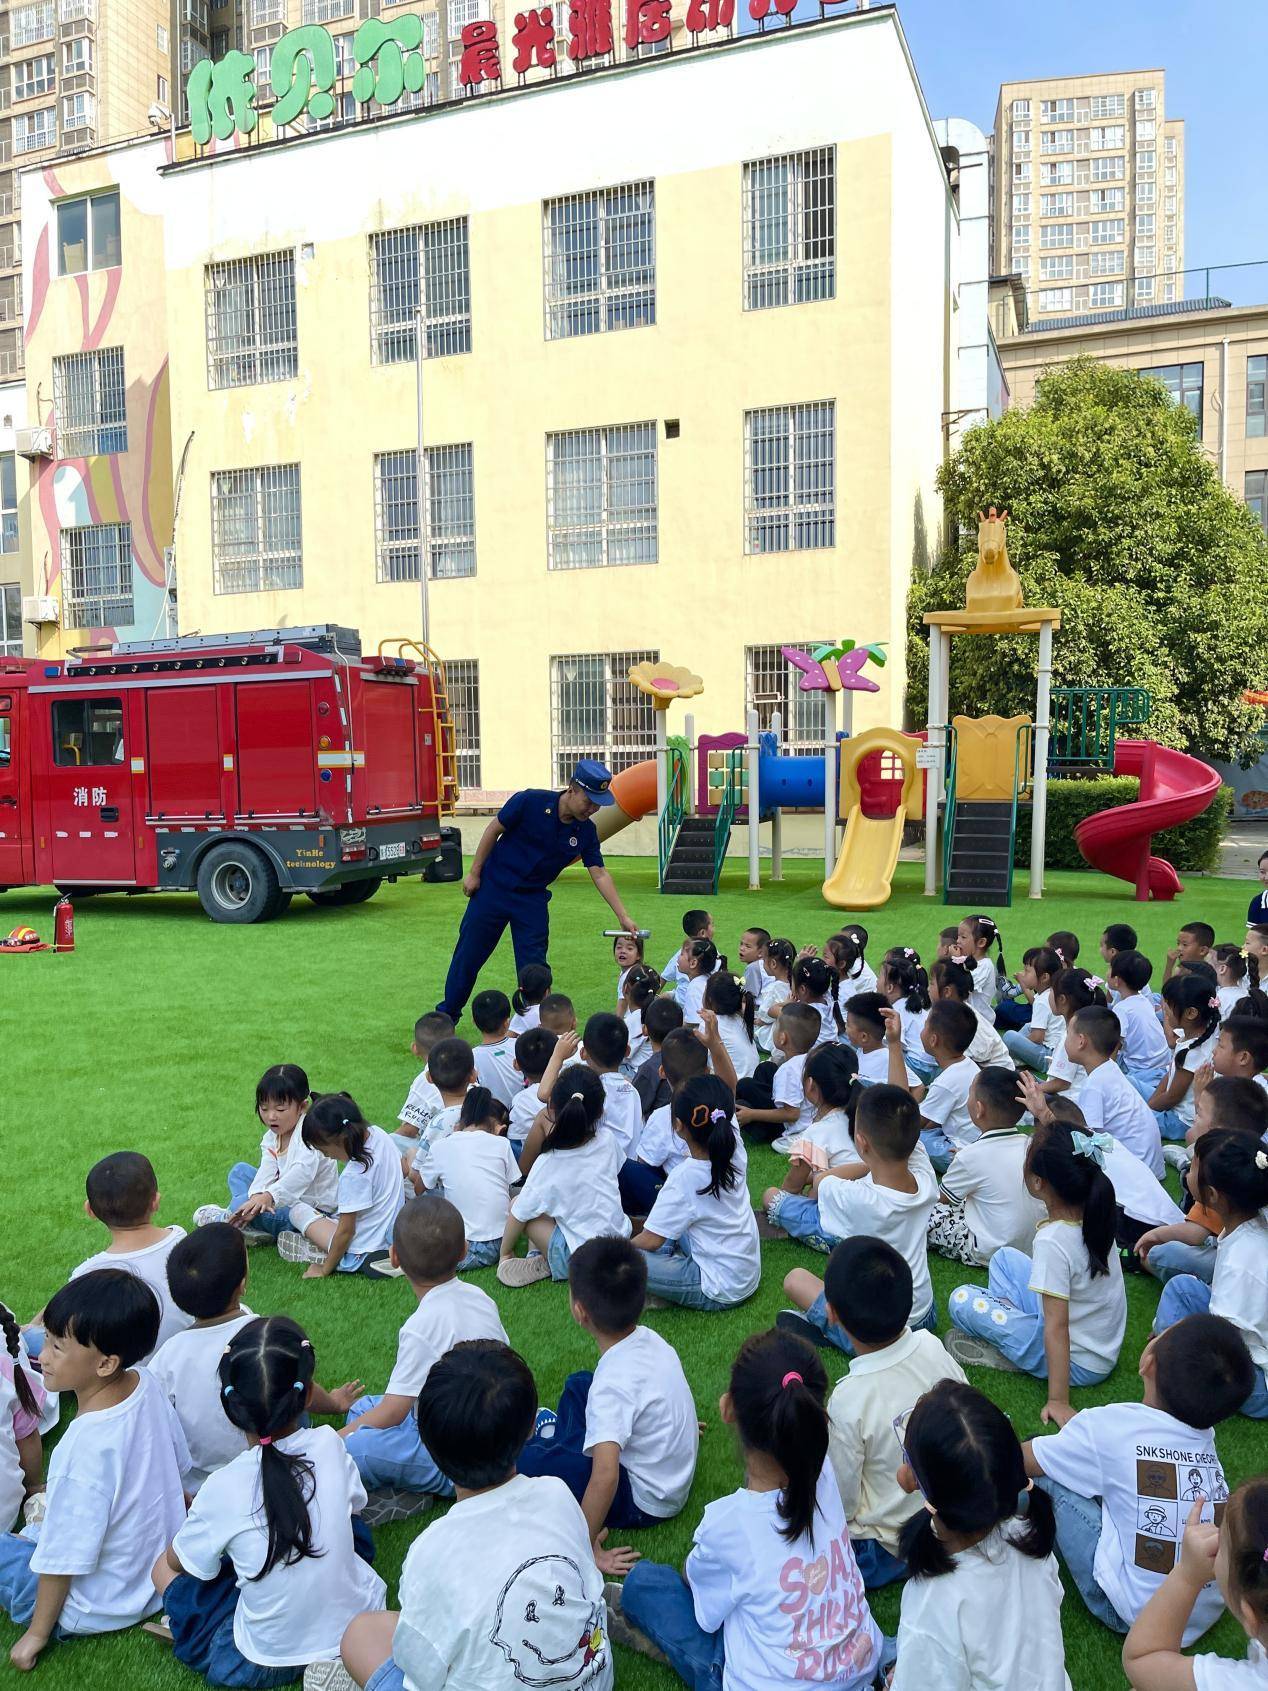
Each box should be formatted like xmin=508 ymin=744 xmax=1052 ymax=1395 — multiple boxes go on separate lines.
xmin=954 ymin=914 xmax=1007 ymax=1017
xmin=0 ymin=1299 xmax=45 ymax=1530
xmin=509 ymin=962 xmax=552 ymax=1033
xmin=154 ymin=1316 xmax=386 ymax=1684
xmin=498 ymin=1064 xmax=629 ymax=1287
xmin=1148 ymin=975 xmax=1223 ymax=1140
xmin=1041 ymin=967 xmax=1112 ymax=1106
xmin=703 ymin=970 xmax=759 ymax=1079
xmin=754 ymin=937 xmax=795 ymax=1056
xmin=618 ymin=1328 xmax=887 ymax=1687
xmin=889 ymin=1380 xmax=1068 ymax=1691
xmin=620 ymin=963 xmax=663 ymax=1072
xmin=879 ymin=947 xmax=935 ymax=1082
xmin=792 ymin=954 xmax=839 ymax=1043
xmin=948 ymin=1117 xmax=1126 ymax=1425
xmin=278 ymin=1094 xmax=406 ymax=1279
xmin=630 ymin=1076 xmax=761 ymax=1311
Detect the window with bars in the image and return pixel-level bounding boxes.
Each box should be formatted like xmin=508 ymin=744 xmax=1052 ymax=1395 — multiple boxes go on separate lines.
xmin=742 ymin=147 xmax=834 ymax=312
xmin=1090 ymin=155 xmax=1124 ymax=181
xmin=1088 ymin=249 xmax=1123 ymax=276
xmin=13 ymin=54 xmax=55 ymax=99
xmin=1040 ymin=98 xmax=1074 ymax=122
xmin=53 ymin=348 xmax=127 ymax=456
xmin=1040 ymin=223 xmax=1074 ymax=249
xmin=444 ymin=658 xmax=481 ymax=787
xmin=1140 ymin=362 xmax=1203 ymax=436
xmin=1088 ymin=282 xmax=1123 ymax=310
xmin=62 ymin=93 xmax=95 ymax=131
xmin=550 ymin=650 xmax=658 ymax=786
xmin=1039 ymin=255 xmax=1073 ymax=281
xmin=64 ymin=37 xmax=92 ymax=74
xmin=369 ymin=220 xmax=471 ymax=364
xmin=374 ymin=445 xmax=475 ymax=582
xmin=1090 ymin=219 xmax=1124 ymax=245
xmin=13 ymin=109 xmax=56 ymax=153
xmin=0 ymin=454 xmax=17 ymax=555
xmin=1247 ymin=355 xmax=1266 ymax=439
xmin=745 ymin=644 xmax=829 ymax=754
xmin=205 ymin=253 xmax=297 ymax=389
xmin=1 ymin=583 xmax=20 ymax=656
xmin=1040 ymin=161 xmax=1074 ymax=185
xmin=211 ymin=465 xmax=302 ymax=593
xmin=542 ymin=182 xmax=655 ymax=340
xmin=1089 ymin=93 xmax=1124 ymax=118
xmin=1089 ymin=188 xmax=1124 ymax=213
xmin=744 ymin=402 xmax=835 ymax=554
xmin=251 ymin=0 xmax=285 ymax=22
xmin=11 ymin=2 xmax=54 ymax=48
xmin=301 ymin=0 xmax=352 ymax=18
xmin=1041 ymin=129 xmax=1073 ymax=154
xmin=1247 ymin=472 xmax=1268 ymax=537
xmin=62 ymin=523 xmax=133 ymax=625
xmin=1040 ymin=192 xmax=1073 ymax=217
xmin=546 ymin=424 xmax=657 ymax=570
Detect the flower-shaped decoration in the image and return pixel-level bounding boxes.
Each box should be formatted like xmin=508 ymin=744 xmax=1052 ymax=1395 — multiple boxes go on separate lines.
xmin=628 ymin=660 xmax=705 ymax=709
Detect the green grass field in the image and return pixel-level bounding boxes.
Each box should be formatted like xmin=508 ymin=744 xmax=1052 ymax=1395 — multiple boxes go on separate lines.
xmin=1 ymin=855 xmax=1262 ymax=1690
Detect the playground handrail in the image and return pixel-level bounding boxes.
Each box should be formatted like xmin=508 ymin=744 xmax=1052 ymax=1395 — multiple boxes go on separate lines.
xmin=711 ymin=747 xmax=743 ymax=892
xmin=658 ymin=743 xmax=687 ymax=886
xmin=1048 ymin=687 xmax=1152 ymax=772
xmin=941 ymin=722 xmax=960 ymax=895
xmin=1003 ymin=721 xmax=1034 ymax=908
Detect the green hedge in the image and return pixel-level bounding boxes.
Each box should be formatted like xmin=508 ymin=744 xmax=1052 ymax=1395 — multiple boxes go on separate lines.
xmin=1012 ymin=778 xmax=1233 ymax=873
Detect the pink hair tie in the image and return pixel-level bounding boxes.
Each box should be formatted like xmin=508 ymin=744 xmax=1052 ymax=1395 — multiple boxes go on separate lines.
xmin=781 ymin=1371 xmax=803 ymax=1390
xmin=258 ymin=1436 xmax=274 ymax=1447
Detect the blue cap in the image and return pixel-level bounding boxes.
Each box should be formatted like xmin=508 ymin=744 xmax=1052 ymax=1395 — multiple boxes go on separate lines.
xmin=571 ymin=759 xmax=615 ymax=806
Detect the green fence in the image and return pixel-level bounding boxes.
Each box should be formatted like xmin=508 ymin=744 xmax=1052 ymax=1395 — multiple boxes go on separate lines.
xmin=657 ymin=744 xmax=687 ymax=887
xmin=1048 ymin=687 xmax=1151 ymax=772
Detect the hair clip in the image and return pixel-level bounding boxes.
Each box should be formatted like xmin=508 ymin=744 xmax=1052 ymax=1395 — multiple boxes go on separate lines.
xmin=1054 ymin=947 xmax=1065 ymax=960
xmin=299 ymin=1339 xmax=311 ymax=1349
xmin=1071 ymin=1130 xmax=1112 ymax=1169
xmin=781 ymin=1371 xmax=803 ymax=1390
xmin=1257 ymin=1151 xmax=1268 ymax=1172
xmin=709 ymin=1108 xmax=728 ymax=1124
xmin=293 ymin=1381 xmax=305 ymax=1391
xmin=258 ymin=1435 xmax=273 ymax=1447
xmin=1209 ymin=996 xmax=1220 ymax=1010
xmin=1085 ymin=974 xmax=1105 ymax=990
xmin=222 ymin=1383 xmax=234 ymax=1395
xmin=690 ymin=1103 xmax=711 ymax=1128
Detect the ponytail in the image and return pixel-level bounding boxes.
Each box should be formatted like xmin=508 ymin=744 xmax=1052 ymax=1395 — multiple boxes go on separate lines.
xmin=458 ymin=1085 xmax=509 ymax=1132
xmin=302 ymin=1092 xmax=372 ymax=1170
xmin=512 ymin=962 xmax=553 ymax=1017
xmin=0 ymin=1300 xmax=39 ymax=1421
xmin=544 ymin=1064 xmax=604 ymax=1152
xmin=804 ymin=1043 xmax=858 ymax=1109
xmin=704 ymin=971 xmax=756 ymax=1042
xmin=687 ymin=938 xmax=719 ymax=979
xmin=765 ymin=938 xmax=796 ymax=983
xmin=728 ymin=1331 xmax=828 ymax=1546
xmin=1161 ymin=973 xmax=1221 ymax=1056
xmin=883 ymin=948 xmax=929 ymax=1014
xmin=1052 ymin=967 xmax=1109 ymax=1018
xmin=930 ymin=957 xmax=973 ymax=1003
xmin=794 ymin=956 xmax=840 ymax=1033
xmin=624 ymin=965 xmax=663 ymax=1014
xmin=964 ymin=913 xmax=1007 ymax=984
xmin=673 ymin=1074 xmax=740 ymax=1199
xmin=219 ymin=1317 xmax=321 ymax=1579
xmin=1192 ymin=1128 xmax=1268 ymax=1220
xmin=1026 ymin=1119 xmax=1116 ymax=1275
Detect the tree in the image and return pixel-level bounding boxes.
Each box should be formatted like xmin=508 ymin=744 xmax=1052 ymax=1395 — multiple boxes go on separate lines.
xmin=908 ymin=357 xmax=1268 ymax=764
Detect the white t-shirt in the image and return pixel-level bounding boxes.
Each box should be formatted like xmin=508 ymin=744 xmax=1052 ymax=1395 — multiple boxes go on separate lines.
xmin=1194 ymin=1642 xmax=1268 ymax=1691
xmin=395 ymin=1474 xmax=612 ymax=1691
xmin=421 ymin=1131 xmax=522 ymax=1244
xmin=744 ymin=959 xmax=770 ymax=1000
xmin=840 ymin=959 xmax=879 ymax=1002
xmin=921 ymin=1057 xmax=979 ymax=1148
xmin=715 ymin=1013 xmax=759 ymax=1081
xmin=957 ymin=955 xmax=996 ymax=1020
xmin=1079 ymin=1059 xmax=1164 ymax=1178
xmin=623 ymin=1007 xmax=650 ymax=1071
xmin=1210 ymin=1213 xmax=1268 ymax=1371
xmin=584 ymin=1326 xmax=698 ymax=1518
xmin=510 ymin=1129 xmax=631 ymax=1252
xmin=1114 ymin=994 xmax=1172 ymax=1074
xmin=399 ymin=1073 xmax=444 ymax=1134
xmin=1101 ymin=1138 xmax=1185 ymax=1229
xmin=772 ymin=1053 xmax=815 ymax=1135
xmin=808 ymin=996 xmax=839 ymax=1047
xmin=71 ymin=1228 xmax=193 ymax=1360
xmin=645 ymin=1154 xmax=761 ymax=1306
xmin=1216 ymin=984 xmax=1246 ymax=1021
xmin=892 ymin=1527 xmax=1072 ymax=1691
xmin=755 ymin=978 xmax=791 ymax=1053
xmin=599 ymin=1070 xmax=643 ymax=1158
xmin=939 ymin=1130 xmax=1046 ymax=1262
xmin=172 ymin=1425 xmax=387 ymax=1666
xmin=0 ymin=1360 xmax=42 ymax=1534
xmin=508 ymin=1088 xmax=541 ymax=1146
xmin=1028 ymin=989 xmax=1067 ymax=1054
xmin=337 ymin=1124 xmax=407 ymax=1257
xmin=30 ymin=1367 xmax=189 ymax=1635
xmin=969 ymin=1009 xmax=1014 ymax=1071
xmin=816 ymin=1147 xmax=939 ymax=1324
xmin=637 ymin=1103 xmax=688 ymax=1173
xmin=1045 ymin=1039 xmax=1087 ymax=1103
xmin=510 ymin=1004 xmax=541 ymax=1036
xmin=1029 ymin=1218 xmax=1126 ymax=1377
xmin=854 ymin=1044 xmax=922 ymax=1088
xmin=474 ymin=1039 xmax=520 ymax=1110
xmin=677 ymin=974 xmax=710 ymax=1026
xmin=249 ymin=1121 xmax=340 ymax=1213
xmin=686 ymin=1465 xmax=884 ymax=1690
xmin=1172 ymin=1028 xmax=1220 ymax=1130
xmin=1032 ymin=1402 xmax=1230 ymax=1643
xmin=777 ymin=1107 xmax=860 ymax=1172
xmin=385 ymin=1277 xmax=508 ymax=1399
xmin=895 ymin=1003 xmax=930 ymax=1068
xmin=422 ymin=1101 xmax=464 ymax=1150
xmin=150 ymin=1310 xmax=255 ymax=1490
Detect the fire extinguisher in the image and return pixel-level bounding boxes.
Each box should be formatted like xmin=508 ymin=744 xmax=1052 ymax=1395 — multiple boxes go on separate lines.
xmin=54 ymin=896 xmax=75 ymax=954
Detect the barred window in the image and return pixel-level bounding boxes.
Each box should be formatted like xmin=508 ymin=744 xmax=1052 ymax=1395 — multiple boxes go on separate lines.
xmin=546 ymin=424 xmax=657 ymax=570
xmin=13 ymin=108 xmax=56 ymax=152
xmin=550 ymin=650 xmax=658 ymax=786
xmin=62 ymin=523 xmax=133 ymax=625
xmin=205 ymin=253 xmax=297 ymax=390
xmin=11 ymin=2 xmax=54 ymax=48
xmin=542 ymin=182 xmax=655 ymax=340
xmin=301 ymin=0 xmax=351 ymax=18
xmin=374 ymin=445 xmax=475 ymax=582
xmin=742 ymin=146 xmax=834 ymax=311
xmin=53 ymin=348 xmax=127 ymax=456
xmin=211 ymin=465 xmax=302 ymax=593
xmin=744 ymin=402 xmax=835 ymax=554
xmin=444 ymin=658 xmax=481 ymax=788
xmin=13 ymin=54 xmax=55 ymax=99
xmin=746 ymin=644 xmax=829 ymax=754
xmin=369 ymin=220 xmax=471 ymax=364
xmin=1247 ymin=355 xmax=1266 ymax=440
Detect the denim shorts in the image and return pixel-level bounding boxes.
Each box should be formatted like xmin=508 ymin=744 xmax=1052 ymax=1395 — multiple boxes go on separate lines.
xmin=547 ymin=1224 xmax=572 ymax=1280
xmin=366 ymin=1659 xmax=406 ymax=1691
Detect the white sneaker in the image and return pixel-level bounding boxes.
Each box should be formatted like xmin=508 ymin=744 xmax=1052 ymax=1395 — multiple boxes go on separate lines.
xmin=193 ymin=1204 xmax=229 ymax=1228
xmin=278 ymin=1230 xmax=328 ymax=1267
xmin=1162 ymin=1144 xmax=1192 ymax=1173
xmin=303 ymin=1664 xmax=360 ymax=1691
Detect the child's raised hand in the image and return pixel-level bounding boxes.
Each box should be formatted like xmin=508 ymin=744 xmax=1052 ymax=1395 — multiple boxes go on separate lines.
xmin=555 ymin=1030 xmax=580 ymax=1061
xmin=1193 ymin=1061 xmax=1214 ymax=1099
xmin=1015 ymin=1071 xmax=1050 ymax=1120
xmin=1177 ymin=1497 xmax=1220 ymax=1587
xmin=592 ymin=1528 xmax=641 ymax=1577
xmin=797 ymin=943 xmax=818 ymax=961
xmin=694 ymin=1007 xmax=719 ymax=1045
xmin=879 ymin=1006 xmax=903 ymax=1046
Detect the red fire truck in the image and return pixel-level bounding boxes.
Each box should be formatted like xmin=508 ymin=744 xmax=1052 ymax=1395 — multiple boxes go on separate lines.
xmin=0 ymin=625 xmax=463 ymax=922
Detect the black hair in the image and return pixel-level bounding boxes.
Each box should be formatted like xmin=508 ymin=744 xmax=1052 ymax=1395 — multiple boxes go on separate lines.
xmin=728 ymin=1330 xmax=828 ymax=1546
xmin=683 ymin=909 xmax=711 ymax=939
xmin=1179 ymin=959 xmax=1219 ymax=986
xmin=539 ymin=993 xmax=575 ymax=1026
xmin=971 ymin=1065 xmax=1026 ymax=1127
xmin=1151 ymin=1314 xmax=1255 ymax=1428
xmin=513 ymin=1026 xmax=557 ymax=1084
xmin=1192 ymin=1127 xmax=1268 ymax=1222
xmin=962 ymin=913 xmax=1007 ymax=980
xmin=583 ymin=1011 xmax=630 ymax=1071
xmin=644 ymin=996 xmax=685 ymax=1045
xmin=744 ymin=926 xmax=772 ymax=949
xmin=938 ymin=925 xmax=960 ymax=944
xmin=672 ymin=1075 xmax=740 ymax=1200
xmin=0 ymin=1300 xmax=41 ymax=1419
xmin=393 ymin=1193 xmax=466 ymax=1281
xmin=778 ymin=1000 xmax=822 ymax=1056
xmin=167 ymin=1223 xmax=248 ymax=1320
xmin=544 ymin=1064 xmax=604 ymax=1151
xmin=1222 ymin=1014 xmax=1268 ymax=1073
xmin=429 ymin=1036 xmax=476 ymax=1092
xmin=511 ymin=963 xmax=553 ymax=1017
xmin=85 ymin=1151 xmax=158 ymax=1229
xmin=1102 ymin=923 xmax=1138 ymax=954
xmin=1206 ymin=1076 xmax=1268 ymax=1139
xmin=1022 ymin=945 xmax=1063 ymax=987
xmin=417 ymin=1339 xmax=536 ymax=1490
xmin=568 ymin=1236 xmax=648 ymax=1333
xmin=837 ymin=922 xmax=869 ymax=955
xmin=925 ymin=997 xmax=976 ymax=1056
xmin=855 ymin=1083 xmax=920 ymax=1160
xmin=458 ymin=1085 xmax=510 ymax=1132
xmin=823 ymin=1237 xmax=912 ymax=1345
xmin=1161 ymin=973 xmax=1221 ymax=1049
xmin=1216 ymin=942 xmax=1248 ymax=983
xmin=623 ymin=965 xmax=663 ymax=1014
xmin=1222 ymin=1479 xmax=1268 ymax=1627
xmin=844 ymin=990 xmax=888 ymax=1043
xmin=255 ymin=1063 xmax=310 ymax=1119
xmin=218 ymin=1317 xmax=320 ymax=1579
xmin=412 ymin=1011 xmax=454 ymax=1053
xmin=1071 ymin=1005 xmax=1123 ymax=1059
xmin=805 ymin=1043 xmax=858 ymax=1109
xmin=704 ymin=970 xmax=756 ymax=1041
xmin=1052 ymin=967 xmax=1109 ymax=1017
xmin=930 ymin=957 xmax=973 ymax=1002
xmin=659 ymin=1025 xmax=709 ymax=1088
xmin=302 ymin=1092 xmax=372 ymax=1170
xmin=613 ymin=930 xmax=644 ymax=962
xmin=1046 ymin=929 xmax=1080 ymax=965
xmin=764 ymin=938 xmax=797 ymax=981
xmin=685 ymin=938 xmax=719 ymax=977
xmin=1025 ymin=1118 xmax=1116 ymax=1275
xmin=44 ymin=1268 xmax=160 ymax=1369
xmin=1108 ymin=949 xmax=1153 ymax=994
xmin=1179 ymin=921 xmax=1215 ymax=949
xmin=793 ymin=955 xmax=841 ymax=1034
xmin=823 ymin=935 xmax=860 ymax=1035
xmin=882 ymin=948 xmax=930 ymax=1014
xmin=898 ymin=1380 xmax=1055 ymax=1578
xmin=1213 ymin=944 xmax=1268 ymax=1021
xmin=471 ymin=989 xmax=512 ymax=1034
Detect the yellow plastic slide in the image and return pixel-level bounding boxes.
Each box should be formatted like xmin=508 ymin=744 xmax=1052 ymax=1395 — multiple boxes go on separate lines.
xmin=822 ymin=803 xmax=907 ymax=910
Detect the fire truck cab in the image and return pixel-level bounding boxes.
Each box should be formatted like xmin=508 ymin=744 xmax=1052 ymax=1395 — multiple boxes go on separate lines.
xmin=0 ymin=625 xmax=463 ymax=923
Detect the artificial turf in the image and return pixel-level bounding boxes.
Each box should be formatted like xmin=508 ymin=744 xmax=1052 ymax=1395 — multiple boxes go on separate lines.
xmin=1 ymin=854 xmax=1263 ymax=1690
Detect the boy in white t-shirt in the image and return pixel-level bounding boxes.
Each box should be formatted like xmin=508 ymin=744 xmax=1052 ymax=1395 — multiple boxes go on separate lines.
xmin=396 ymin=1011 xmax=456 ymax=1147
xmin=577 ymin=1013 xmax=644 ymax=1159
xmin=735 ymin=1002 xmax=819 ymax=1144
xmin=928 ymin=1066 xmax=1046 ymax=1265
xmin=1067 ymin=1005 xmax=1165 ymax=1178
xmin=519 ymin=1237 xmax=698 ymax=1529
xmin=1025 ymin=1315 xmax=1254 ymax=1642
xmin=918 ymin=1000 xmax=980 ymax=1174
xmin=338 ymin=1340 xmax=619 ymax=1691
xmin=508 ymin=1026 xmax=556 ymax=1157
xmin=0 ymin=1270 xmax=189 ymax=1669
xmin=1108 ymin=951 xmax=1172 ymax=1090
xmin=470 ymin=990 xmax=521 ymax=1110
xmin=341 ymin=1196 xmax=507 ymax=1520
xmin=414 ymin=1036 xmax=477 ymax=1155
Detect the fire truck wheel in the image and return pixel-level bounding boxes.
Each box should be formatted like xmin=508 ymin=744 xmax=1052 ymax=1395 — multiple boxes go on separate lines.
xmin=307 ymin=877 xmax=383 ymax=908
xmin=196 ymin=841 xmax=283 ymax=925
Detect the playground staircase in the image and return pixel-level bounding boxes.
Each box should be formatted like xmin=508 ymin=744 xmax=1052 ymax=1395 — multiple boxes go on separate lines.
xmin=943 ymin=801 xmax=1015 ymax=906
xmin=661 ymin=815 xmax=723 ymax=896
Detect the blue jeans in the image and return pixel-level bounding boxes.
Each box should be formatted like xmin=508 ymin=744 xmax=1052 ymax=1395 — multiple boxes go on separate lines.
xmin=1034 ymin=1478 xmax=1129 ymax=1633
xmin=1152 ymin=1107 xmax=1190 ymax=1142
xmin=1144 ymin=1238 xmax=1217 ymax=1286
xmin=994 ymin=998 xmax=1031 ymax=1033
xmin=1153 ymin=1277 xmax=1268 ymax=1417
xmin=344 ymin=1396 xmax=456 ymax=1495
xmin=0 ymin=1532 xmax=71 ymax=1636
xmin=806 ymin=1295 xmax=937 ymax=1359
xmin=851 ymin=1537 xmax=907 ymax=1590
xmin=1003 ymin=1029 xmax=1049 ymax=1073
xmin=166 ymin=1557 xmax=303 ymax=1687
xmin=366 ymin=1661 xmax=406 ymax=1691
xmin=919 ymin=1127 xmax=955 ymax=1177
xmin=457 ymin=1237 xmax=500 ymax=1272
xmin=546 ymin=1224 xmax=572 ymax=1281
xmin=766 ymin=1190 xmax=838 ymax=1255
xmin=227 ymin=1162 xmax=292 ymax=1238
xmin=907 ymin=1055 xmax=939 ymax=1086
xmin=643 ymin=1239 xmax=734 ymax=1312
xmin=438 ymin=885 xmax=549 ymax=1024
xmin=517 ymin=1371 xmax=667 ymax=1528
xmin=949 ymin=1247 xmax=1114 ymax=1384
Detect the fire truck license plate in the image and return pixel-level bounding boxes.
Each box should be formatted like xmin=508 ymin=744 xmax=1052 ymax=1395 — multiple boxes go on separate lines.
xmin=379 ymin=842 xmax=407 ymax=862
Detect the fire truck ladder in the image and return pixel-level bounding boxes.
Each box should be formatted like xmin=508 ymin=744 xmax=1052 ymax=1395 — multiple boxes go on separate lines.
xmin=380 ymin=639 xmax=460 ymax=815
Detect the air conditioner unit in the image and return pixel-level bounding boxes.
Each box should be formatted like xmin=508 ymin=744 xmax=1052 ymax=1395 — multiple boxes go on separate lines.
xmin=21 ymin=594 xmax=59 ymax=626
xmin=15 ymin=426 xmax=53 ymax=460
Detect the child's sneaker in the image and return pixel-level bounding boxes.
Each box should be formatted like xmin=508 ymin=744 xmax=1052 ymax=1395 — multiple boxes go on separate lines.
xmin=497 ymin=1254 xmax=551 ymax=1288
xmin=361 ymin=1487 xmax=439 ymax=1526
xmin=303 ymin=1664 xmax=360 ymax=1691
xmin=193 ymin=1204 xmax=229 ymax=1228
xmin=943 ymin=1329 xmax=1022 ymax=1373
xmin=603 ymin=1582 xmax=667 ymax=1664
xmin=1162 ymin=1143 xmax=1192 ymax=1173
xmin=278 ymin=1230 xmax=328 ymax=1267
xmin=775 ymin=1309 xmax=831 ymax=1349
xmin=534 ymin=1407 xmax=559 ymax=1440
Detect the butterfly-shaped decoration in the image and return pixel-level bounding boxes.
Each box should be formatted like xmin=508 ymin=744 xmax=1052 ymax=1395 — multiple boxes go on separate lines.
xmin=780 ymin=640 xmax=887 ymax=694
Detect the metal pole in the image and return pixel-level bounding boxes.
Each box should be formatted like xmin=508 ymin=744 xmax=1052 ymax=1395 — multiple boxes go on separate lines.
xmin=415 ymin=310 xmax=431 ymax=651
xmin=1030 ymin=617 xmax=1054 ymax=900
xmin=769 ymin=705 xmax=783 ymax=880
xmin=747 ymin=707 xmax=760 ymax=890
xmin=684 ymin=712 xmax=695 ymax=810
xmin=823 ymin=688 xmax=838 ymax=881
xmin=924 ymin=628 xmax=942 ymax=896
xmin=654 ymin=708 xmax=667 ymax=828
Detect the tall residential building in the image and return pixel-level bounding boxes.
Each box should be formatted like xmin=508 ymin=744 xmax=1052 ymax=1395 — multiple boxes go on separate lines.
xmin=992 ymin=70 xmax=1184 ymax=322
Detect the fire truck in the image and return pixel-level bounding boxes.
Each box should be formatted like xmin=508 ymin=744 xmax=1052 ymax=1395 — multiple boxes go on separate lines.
xmin=0 ymin=625 xmax=463 ymax=923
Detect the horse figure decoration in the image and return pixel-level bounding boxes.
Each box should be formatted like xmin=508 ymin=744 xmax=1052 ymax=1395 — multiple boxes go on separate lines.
xmin=965 ymin=506 xmax=1024 ymax=616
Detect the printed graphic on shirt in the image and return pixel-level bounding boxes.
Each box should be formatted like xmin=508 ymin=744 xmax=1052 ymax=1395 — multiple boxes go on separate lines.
xmin=489 ymin=1554 xmax=609 ymax=1686
xmin=778 ymin=1530 xmax=877 ymax=1680
xmin=1133 ymin=1451 xmax=1228 ymax=1576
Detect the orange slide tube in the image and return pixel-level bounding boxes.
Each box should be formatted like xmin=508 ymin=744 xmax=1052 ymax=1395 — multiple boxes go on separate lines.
xmin=595 ymin=759 xmax=659 ymax=841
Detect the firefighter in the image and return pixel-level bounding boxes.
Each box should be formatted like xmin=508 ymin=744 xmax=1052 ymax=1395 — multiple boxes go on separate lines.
xmin=437 ymin=760 xmax=640 ymax=1024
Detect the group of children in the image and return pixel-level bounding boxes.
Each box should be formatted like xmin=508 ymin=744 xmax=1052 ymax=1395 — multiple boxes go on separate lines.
xmin=4 ymin=903 xmax=1268 ymax=1691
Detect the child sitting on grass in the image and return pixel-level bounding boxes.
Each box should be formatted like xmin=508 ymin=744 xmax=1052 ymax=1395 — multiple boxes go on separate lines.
xmin=277 ymin=1095 xmax=407 ymax=1280
xmin=1040 ymin=967 xmax=1110 ymax=1107
xmin=774 ymin=1044 xmax=859 ymax=1195
xmin=1002 ymin=946 xmax=1066 ymax=1074
xmin=1065 ymin=1005 xmax=1164 ymax=1177
xmin=397 ymin=1014 xmax=454 ymax=1142
xmin=508 ymin=1027 xmax=555 ymax=1159
xmin=510 ymin=962 xmax=552 ymax=1036
xmin=1212 ymin=1015 xmax=1268 ymax=1092
xmin=0 ymin=1303 xmax=43 ymax=1534
xmin=632 ymin=996 xmax=683 ymax=1120
xmin=619 ymin=964 xmax=662 ymax=1075
xmin=916 ymin=999 xmax=979 ymax=1175
xmin=879 ymin=947 xmax=935 ymax=1083
xmin=415 ymin=1086 xmax=521 ymax=1271
xmin=753 ymin=938 xmax=796 ymax=1058
xmin=739 ymin=925 xmax=772 ymax=1000
xmin=703 ymin=971 xmax=760 ymax=1081
xmin=470 ymin=990 xmax=520 ymax=1110
xmin=1145 ymin=976 xmax=1221 ymax=1139
xmin=845 ymin=993 xmax=924 ymax=1096
xmin=1109 ymin=952 xmax=1172 ymax=1093
xmin=928 ymin=958 xmax=1014 ymax=1071
xmin=200 ymin=1063 xmax=339 ymax=1242
xmin=1163 ymin=921 xmax=1216 ymax=986
xmin=411 ymin=1036 xmax=476 ymax=1151
xmin=573 ymin=1013 xmax=643 ymax=1158
xmin=735 ymin=1001 xmax=819 ymax=1143
xmin=623 ymin=1018 xmax=737 ymax=1217
xmin=539 ymin=992 xmax=577 ymax=1037
xmin=927 ymin=1066 xmax=1045 ymax=1266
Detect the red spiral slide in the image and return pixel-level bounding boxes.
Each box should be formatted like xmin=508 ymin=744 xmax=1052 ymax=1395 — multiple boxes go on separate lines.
xmin=1074 ymin=740 xmax=1221 ymax=902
